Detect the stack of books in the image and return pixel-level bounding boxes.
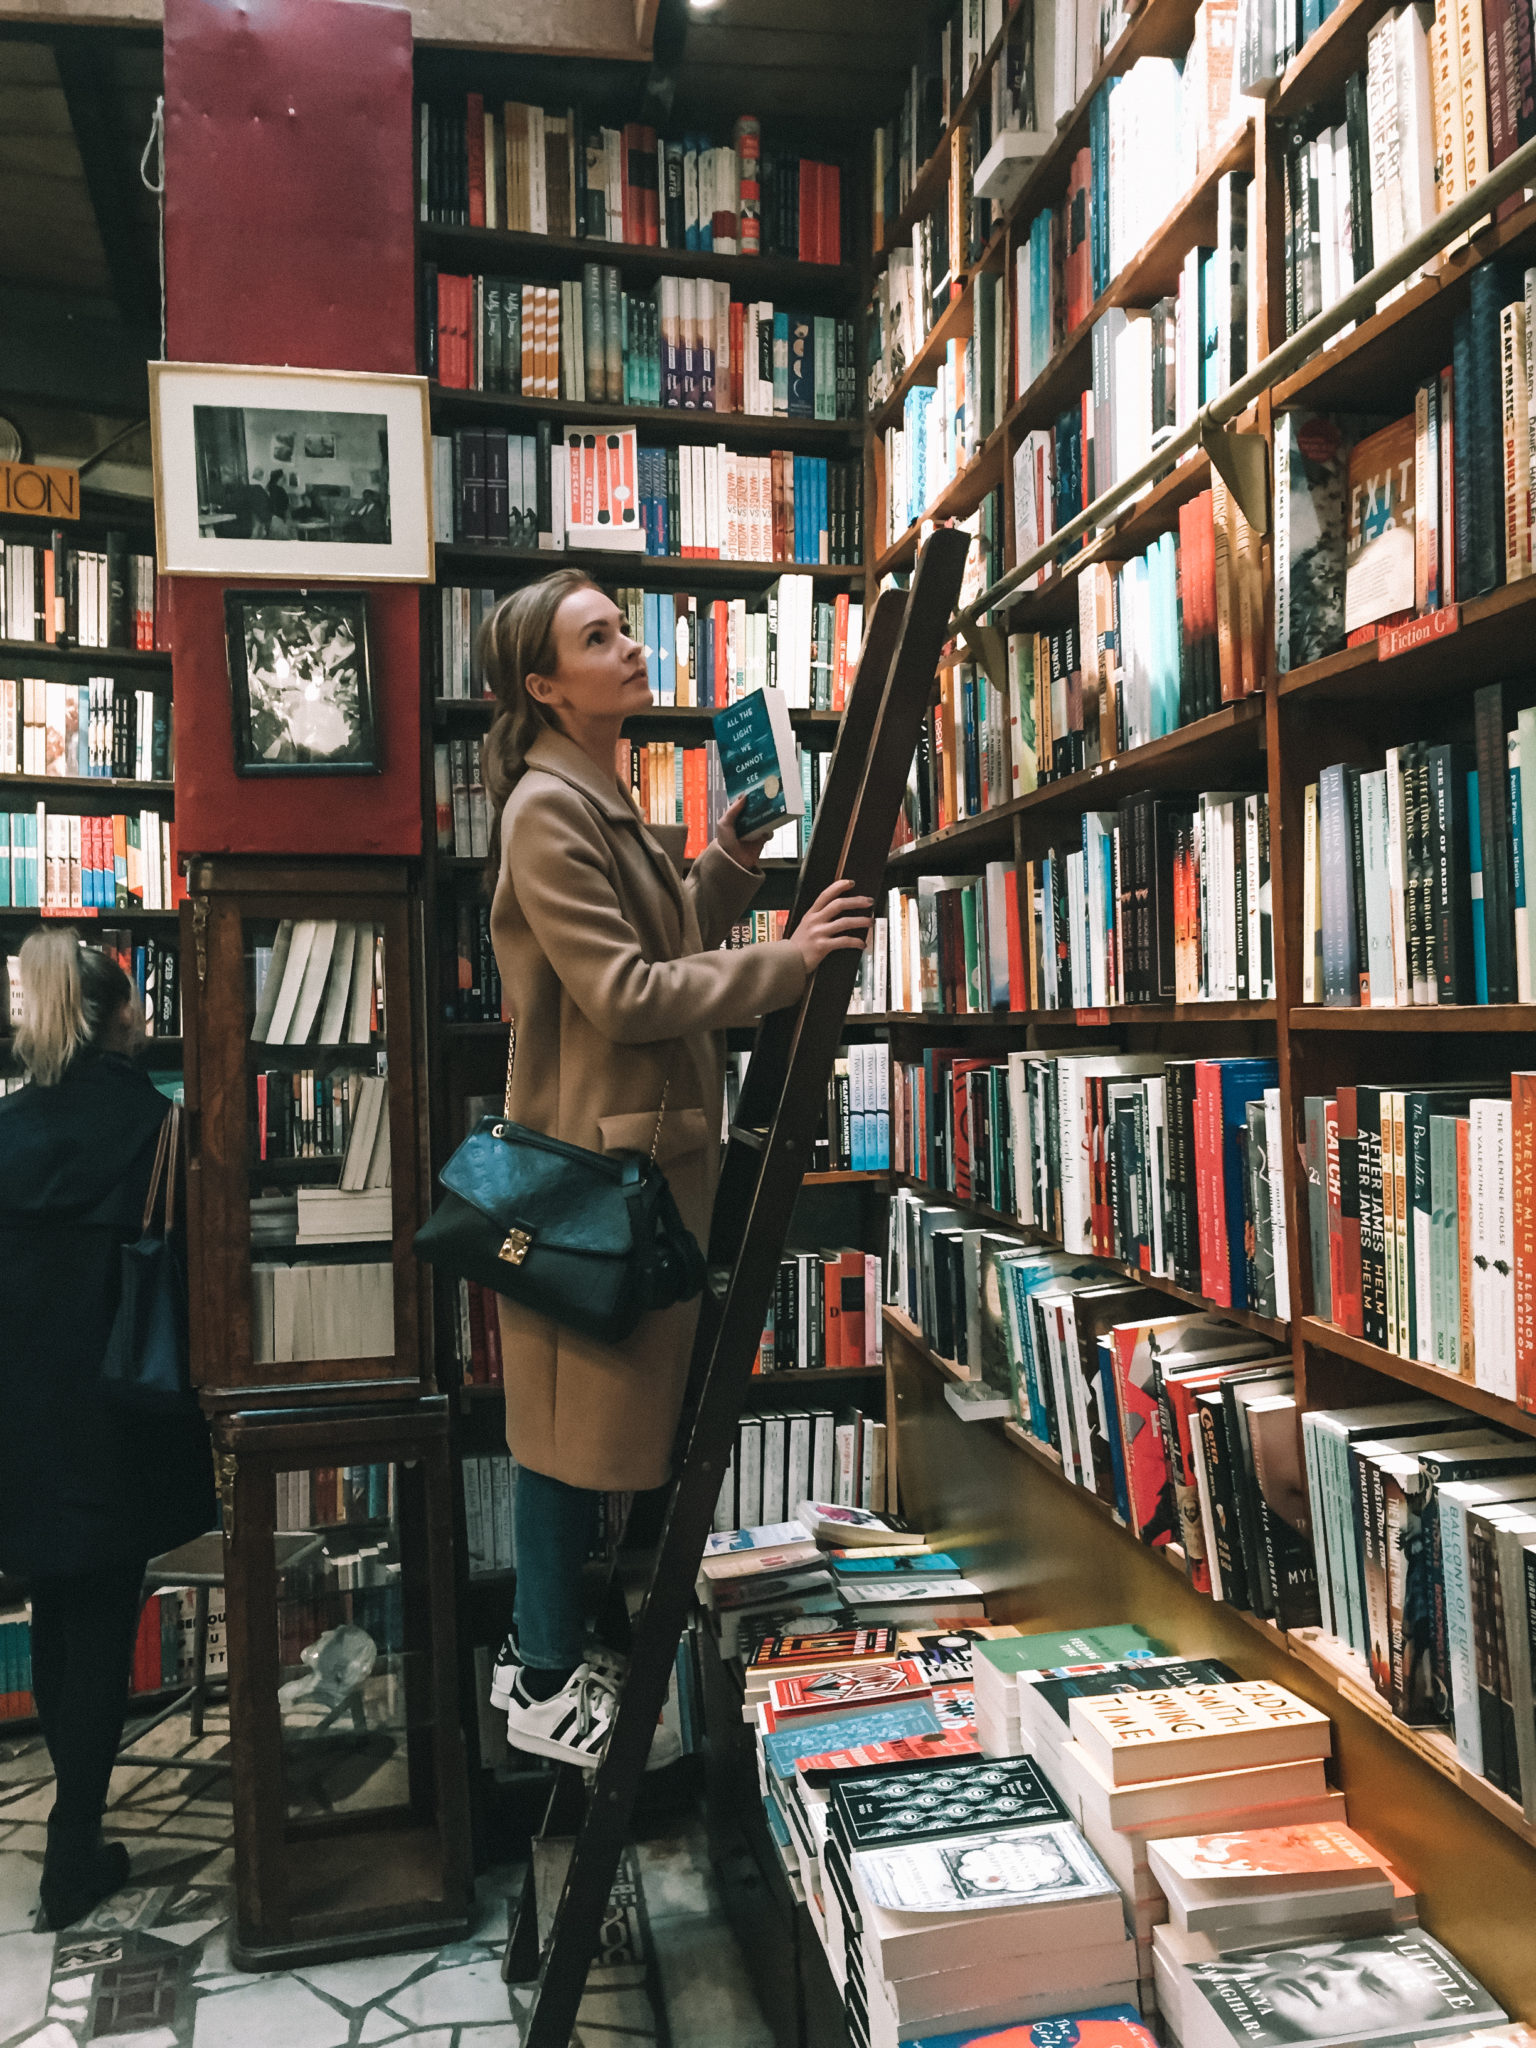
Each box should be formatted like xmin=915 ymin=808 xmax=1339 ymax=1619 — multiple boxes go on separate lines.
xmin=972 ymin=1624 xmax=1165 ymax=1759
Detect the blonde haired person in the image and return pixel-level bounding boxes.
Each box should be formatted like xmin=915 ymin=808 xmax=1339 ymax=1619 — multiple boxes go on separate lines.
xmin=0 ymin=930 xmax=214 ymax=1927
xmin=476 ymin=569 xmax=870 ymax=1765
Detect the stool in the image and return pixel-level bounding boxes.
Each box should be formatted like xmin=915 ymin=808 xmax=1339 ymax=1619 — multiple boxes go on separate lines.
xmin=117 ymin=1529 xmax=321 ymax=1770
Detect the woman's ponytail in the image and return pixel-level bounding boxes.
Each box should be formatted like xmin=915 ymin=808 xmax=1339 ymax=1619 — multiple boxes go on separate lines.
xmin=13 ymin=928 xmax=134 ymax=1086
xmin=479 ymin=567 xmax=597 ymax=882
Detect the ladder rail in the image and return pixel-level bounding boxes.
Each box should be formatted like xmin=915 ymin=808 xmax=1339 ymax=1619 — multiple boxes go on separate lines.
xmin=515 ymin=530 xmax=972 ymax=2048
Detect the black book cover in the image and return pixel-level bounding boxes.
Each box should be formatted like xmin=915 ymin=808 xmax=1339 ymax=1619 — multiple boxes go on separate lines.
xmin=1475 ymin=683 xmax=1517 ymax=999
xmin=1427 ymin=742 xmax=1475 ymax=1001
xmin=1222 ymin=1367 xmax=1294 ymax=1620
xmin=1344 ymin=71 xmax=1374 ymax=279
xmin=482 ymin=431 xmax=509 ymax=543
xmin=1197 ymin=1389 xmax=1251 ymax=1610
xmin=1355 ymin=1084 xmax=1388 ymax=1346
xmin=831 ymin=1755 xmax=1067 ymax=1857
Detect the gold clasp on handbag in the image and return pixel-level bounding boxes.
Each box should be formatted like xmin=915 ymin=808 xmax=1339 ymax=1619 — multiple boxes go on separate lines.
xmin=499 ymin=1227 xmax=531 ymax=1265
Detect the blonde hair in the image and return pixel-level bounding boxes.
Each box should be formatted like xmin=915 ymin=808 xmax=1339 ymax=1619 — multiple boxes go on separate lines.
xmin=479 ymin=568 xmax=599 ymax=877
xmin=13 ymin=928 xmax=133 ymax=1086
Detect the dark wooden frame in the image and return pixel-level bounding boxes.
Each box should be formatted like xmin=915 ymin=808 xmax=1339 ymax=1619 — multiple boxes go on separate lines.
xmin=216 ymin=1398 xmax=472 ymax=1970
xmin=182 ymin=856 xmax=433 ymax=1409
xmin=222 ymin=588 xmax=380 ymax=778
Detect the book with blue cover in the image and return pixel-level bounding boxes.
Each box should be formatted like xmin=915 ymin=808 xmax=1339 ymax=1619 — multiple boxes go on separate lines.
xmin=712 ymin=685 xmax=802 ymax=835
xmin=762 ymin=1701 xmax=943 ymax=1785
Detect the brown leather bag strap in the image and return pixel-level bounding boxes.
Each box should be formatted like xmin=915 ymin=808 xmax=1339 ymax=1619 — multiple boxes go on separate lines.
xmin=504 ymin=1021 xmax=668 ymax=1161
xmin=141 ymin=1105 xmax=177 ymax=1237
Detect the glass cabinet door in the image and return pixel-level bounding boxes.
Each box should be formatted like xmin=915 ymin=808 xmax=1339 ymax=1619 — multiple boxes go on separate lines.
xmin=246 ymin=914 xmax=396 ymax=1371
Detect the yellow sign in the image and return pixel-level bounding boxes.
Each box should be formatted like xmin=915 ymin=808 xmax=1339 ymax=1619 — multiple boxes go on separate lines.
xmin=0 ymin=462 xmax=80 ymax=520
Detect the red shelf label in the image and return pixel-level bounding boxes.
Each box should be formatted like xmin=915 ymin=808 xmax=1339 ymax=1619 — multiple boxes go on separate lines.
xmin=1075 ymin=1006 xmax=1111 ymax=1025
xmin=41 ymin=905 xmax=96 ymax=918
xmin=1378 ymin=605 xmax=1459 ymax=659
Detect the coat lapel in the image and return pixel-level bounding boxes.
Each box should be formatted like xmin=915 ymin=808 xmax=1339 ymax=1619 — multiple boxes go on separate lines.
xmin=524 ymin=727 xmax=685 ymax=918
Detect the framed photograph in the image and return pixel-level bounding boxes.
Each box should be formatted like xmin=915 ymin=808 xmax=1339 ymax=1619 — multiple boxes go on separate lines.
xmin=224 ymin=589 xmax=379 ymax=776
xmin=149 ymin=360 xmax=433 ymax=581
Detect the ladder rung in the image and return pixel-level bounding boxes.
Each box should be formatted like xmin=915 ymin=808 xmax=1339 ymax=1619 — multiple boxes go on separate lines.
xmin=727 ymin=1123 xmax=768 ymax=1149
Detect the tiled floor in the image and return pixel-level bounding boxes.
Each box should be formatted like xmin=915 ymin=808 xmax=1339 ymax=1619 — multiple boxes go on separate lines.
xmin=0 ymin=1704 xmax=774 ymax=2048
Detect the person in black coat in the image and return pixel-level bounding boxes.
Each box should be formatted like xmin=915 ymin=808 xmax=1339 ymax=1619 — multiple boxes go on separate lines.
xmin=0 ymin=929 xmax=215 ymax=1929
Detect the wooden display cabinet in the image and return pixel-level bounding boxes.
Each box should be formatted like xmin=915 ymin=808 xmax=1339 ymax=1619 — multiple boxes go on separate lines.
xmin=181 ymin=857 xmax=432 ymax=1407
xmin=215 ymin=1398 xmax=473 ymax=1968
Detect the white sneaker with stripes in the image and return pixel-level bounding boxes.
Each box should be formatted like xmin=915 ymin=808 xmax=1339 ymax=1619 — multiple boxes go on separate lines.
xmin=488 ymin=1631 xmax=626 ymax=1713
xmin=501 ymin=1660 xmax=682 ymax=1773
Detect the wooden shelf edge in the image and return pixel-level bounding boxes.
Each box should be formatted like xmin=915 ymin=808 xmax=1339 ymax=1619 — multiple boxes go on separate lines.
xmin=419 ymin=220 xmax=859 ymax=293
xmin=0 ymin=640 xmax=171 ymax=667
xmin=1278 ymin=575 xmax=1536 ymax=701
xmin=875 ymin=1002 xmax=1275 ymax=1025
xmin=431 ymin=698 xmax=844 ymax=725
xmin=1289 ymin=1002 xmax=1536 ymax=1031
xmin=436 ymin=544 xmax=860 ymax=582
xmin=428 ymin=384 xmax=862 ymax=441
xmin=874 ymin=427 xmax=1007 ymax=579
xmin=1298 ymin=1315 xmax=1536 ymax=1438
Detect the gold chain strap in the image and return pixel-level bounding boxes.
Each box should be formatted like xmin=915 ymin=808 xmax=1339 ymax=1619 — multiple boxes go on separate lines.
xmin=503 ymin=1022 xmax=669 ymax=1164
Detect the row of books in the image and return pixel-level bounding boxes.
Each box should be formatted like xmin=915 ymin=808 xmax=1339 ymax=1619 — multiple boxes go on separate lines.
xmin=1 ymin=676 xmax=172 ymax=782
xmin=716 ymin=1418 xmax=889 ymax=1539
xmin=452 ymin=1276 xmax=505 ymax=1386
xmin=420 ymin=99 xmax=842 ymax=261
xmin=275 ymin=1583 xmax=403 ymax=1676
xmin=250 ymin=1259 xmax=394 ymax=1365
xmin=755 ymin=1248 xmax=888 ymax=1373
xmin=1299 ymin=1077 xmax=1536 ymax=1403
xmin=1277 ymin=279 xmax=1536 ymax=675
xmin=0 ymin=532 xmax=163 ymax=652
xmin=465 ymin=1452 xmax=516 ymax=1577
xmin=441 ymin=900 xmax=504 ymax=1025
xmin=824 ymin=1047 xmax=893 ymax=1175
xmin=1297 ymin=1396 xmax=1536 ymax=1784
xmin=273 ymin=1462 xmax=395 ymax=1531
xmin=0 ymin=807 xmax=177 ymax=913
xmin=888 ymin=1050 xmax=1289 ymax=1315
xmin=250 ymin=920 xmax=385 ymax=1047
xmin=1302 ymin=694 xmax=1536 ymax=1008
xmin=433 ymin=422 xmax=863 ymax=564
xmin=428 ymin=265 xmax=860 ymax=419
xmin=0 ymin=1607 xmax=32 ymax=1719
xmin=252 ymin=1063 xmax=388 ymax=1170
xmin=871 ymin=0 xmax=1011 ymax=242
xmin=881 ymin=274 xmax=1007 ymax=542
xmin=101 ymin=933 xmax=180 ymax=1038
xmin=1273 ymin=0 xmax=1510 ymax=345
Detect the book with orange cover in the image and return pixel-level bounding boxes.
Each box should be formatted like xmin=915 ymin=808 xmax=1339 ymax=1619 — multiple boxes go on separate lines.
xmin=1148 ymin=1821 xmax=1386 ymax=1887
xmin=767 ymin=1657 xmax=932 ymax=1723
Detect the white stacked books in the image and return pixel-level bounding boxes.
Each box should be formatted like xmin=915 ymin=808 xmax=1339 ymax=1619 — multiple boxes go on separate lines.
xmin=851 ymin=1821 xmax=1136 ymax=2048
xmin=253 ymin=918 xmax=380 ymax=1047
xmin=1068 ymin=1680 xmax=1332 ymax=1785
xmin=250 ymin=1261 xmax=394 ymax=1364
xmin=1147 ymin=1822 xmax=1398 ymax=1943
xmin=295 ymin=1186 xmax=392 ymax=1245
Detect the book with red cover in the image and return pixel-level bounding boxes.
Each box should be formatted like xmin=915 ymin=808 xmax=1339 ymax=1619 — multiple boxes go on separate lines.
xmin=1194 ymin=1060 xmax=1230 ymax=1306
xmin=466 ymin=93 xmax=485 ymax=226
xmin=748 ymin=1625 xmax=899 ymax=1673
xmin=640 ymin=125 xmax=660 ymax=246
xmin=837 ymin=1249 xmax=866 ymax=1365
xmin=949 ymin=1056 xmax=991 ymax=1201
xmin=795 ymin=1725 xmax=983 ymax=1784
xmin=622 ymin=123 xmax=645 ymax=246
xmin=768 ymin=1657 xmax=932 ymax=1723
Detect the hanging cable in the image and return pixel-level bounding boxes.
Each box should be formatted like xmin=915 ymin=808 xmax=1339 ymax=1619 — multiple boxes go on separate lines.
xmin=139 ymin=94 xmax=166 ymax=359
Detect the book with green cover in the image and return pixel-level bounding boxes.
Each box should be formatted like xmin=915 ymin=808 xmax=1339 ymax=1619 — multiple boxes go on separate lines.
xmin=972 ymin=1623 xmax=1166 ymax=1680
xmin=712 ymin=686 xmax=802 ymax=835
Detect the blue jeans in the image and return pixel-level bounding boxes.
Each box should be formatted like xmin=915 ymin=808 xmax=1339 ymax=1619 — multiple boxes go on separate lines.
xmin=513 ymin=1464 xmax=600 ymax=1671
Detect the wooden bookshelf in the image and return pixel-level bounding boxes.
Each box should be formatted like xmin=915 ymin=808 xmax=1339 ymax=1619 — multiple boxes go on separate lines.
xmin=0 ymin=775 xmax=173 ymax=795
xmin=1298 ymin=1316 xmax=1536 ymax=1438
xmin=875 ymin=0 xmax=1024 ymax=259
xmin=428 ymin=384 xmax=862 ymax=447
xmin=419 ymin=220 xmax=858 ymax=301
xmin=430 ymin=697 xmax=844 ymax=727
xmin=869 ymin=230 xmax=1004 ymax=436
xmin=874 ymin=422 xmax=1007 ymax=578
xmin=0 ymin=640 xmax=171 ymax=669
xmin=1277 ymin=576 xmax=1536 ymax=706
xmin=1289 ymin=1003 xmax=1536 ymax=1032
xmin=436 ymin=543 xmax=862 ymax=583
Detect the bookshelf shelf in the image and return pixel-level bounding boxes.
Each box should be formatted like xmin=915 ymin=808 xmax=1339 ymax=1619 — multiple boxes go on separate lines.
xmin=907 ymin=1322 xmax=1536 ymax=1856
xmin=886 ymin=697 xmax=1266 ymax=870
xmin=419 ymin=221 xmax=859 ymax=301
xmin=1268 ymin=0 xmax=1409 ymax=121
xmin=431 ymin=697 xmax=845 ymax=727
xmin=1288 ymin=1003 xmax=1536 ymax=1032
xmin=0 ymin=640 xmax=171 ymax=669
xmin=874 ymin=425 xmax=1008 ymax=578
xmin=0 ymin=775 xmax=173 ymax=796
xmin=750 ymin=1364 xmax=888 ymax=1386
xmin=875 ymin=1001 xmax=1274 ymax=1026
xmin=870 ymin=227 xmax=1004 ymax=435
xmin=876 ymin=0 xmax=1023 ymax=260
xmin=1298 ymin=1315 xmax=1536 ymax=1438
xmin=1276 ymin=576 xmax=1536 ymax=705
xmin=0 ymin=905 xmax=178 ymax=922
xmin=435 ymin=543 xmax=861 ymax=584
xmin=800 ymin=1169 xmax=891 ymax=1186
xmin=889 ymin=1176 xmax=1290 ymax=1338
xmin=428 ymin=384 xmax=861 ymax=447
xmin=1271 ymin=197 xmax=1536 ymax=415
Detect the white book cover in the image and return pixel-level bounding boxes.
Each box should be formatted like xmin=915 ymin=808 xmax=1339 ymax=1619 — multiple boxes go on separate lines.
xmin=1069 ymin=1679 xmax=1332 ymax=1785
xmin=853 ymin=1819 xmax=1116 ymax=1918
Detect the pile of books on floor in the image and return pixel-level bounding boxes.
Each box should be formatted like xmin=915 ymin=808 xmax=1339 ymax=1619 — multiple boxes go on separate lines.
xmin=704 ymin=1553 xmax=1516 ymax=2048
xmin=696 ymin=1504 xmax=988 ymax=1663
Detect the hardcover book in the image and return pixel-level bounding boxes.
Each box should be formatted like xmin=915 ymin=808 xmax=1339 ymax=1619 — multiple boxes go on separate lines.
xmin=767 ymin=1658 xmax=932 ymax=1722
xmin=1344 ymin=414 xmax=1417 ymax=637
xmin=712 ymin=684 xmax=803 ymax=834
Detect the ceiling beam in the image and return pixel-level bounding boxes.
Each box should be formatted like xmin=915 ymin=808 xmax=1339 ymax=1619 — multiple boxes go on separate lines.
xmin=49 ymin=24 xmax=160 ymax=329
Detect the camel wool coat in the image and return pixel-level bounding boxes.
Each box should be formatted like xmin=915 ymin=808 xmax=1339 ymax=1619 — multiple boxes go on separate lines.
xmin=489 ymin=726 xmax=808 ymax=1493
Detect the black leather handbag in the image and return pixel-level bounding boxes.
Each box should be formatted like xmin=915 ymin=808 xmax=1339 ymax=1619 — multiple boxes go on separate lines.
xmin=100 ymin=1103 xmax=197 ymax=1414
xmin=413 ymin=1028 xmax=706 ymax=1344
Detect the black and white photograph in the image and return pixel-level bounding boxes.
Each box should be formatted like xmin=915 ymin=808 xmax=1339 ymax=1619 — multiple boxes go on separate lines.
xmin=193 ymin=405 xmax=391 ymax=545
xmin=149 ymin=360 xmax=433 ymax=580
xmin=224 ymin=589 xmax=379 ymax=776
